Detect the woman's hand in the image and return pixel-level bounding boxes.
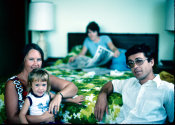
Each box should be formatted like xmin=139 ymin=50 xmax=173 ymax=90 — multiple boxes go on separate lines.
xmin=48 ymin=93 xmax=62 ymax=115
xmin=72 ymin=95 xmax=85 ymax=105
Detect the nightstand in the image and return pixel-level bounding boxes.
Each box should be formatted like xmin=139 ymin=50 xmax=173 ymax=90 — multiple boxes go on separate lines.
xmin=43 ymin=57 xmax=60 ymax=67
xmin=158 ymin=65 xmax=174 ymax=74
xmin=157 ymin=60 xmax=174 ymax=75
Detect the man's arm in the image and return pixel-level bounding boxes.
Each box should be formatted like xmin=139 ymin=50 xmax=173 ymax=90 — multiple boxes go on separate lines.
xmin=165 ymin=85 xmax=174 ymax=123
xmin=94 ymin=81 xmax=113 ymax=122
xmin=68 ymin=46 xmax=87 ymax=62
xmin=108 ymin=42 xmax=120 ymax=57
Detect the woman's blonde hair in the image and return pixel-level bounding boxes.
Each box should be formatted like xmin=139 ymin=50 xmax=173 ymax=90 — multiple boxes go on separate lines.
xmin=27 ymin=68 xmax=51 ymax=93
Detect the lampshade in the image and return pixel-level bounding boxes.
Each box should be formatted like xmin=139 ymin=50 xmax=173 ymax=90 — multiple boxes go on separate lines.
xmin=165 ymin=0 xmax=174 ymax=31
xmin=28 ymin=2 xmax=54 ymax=31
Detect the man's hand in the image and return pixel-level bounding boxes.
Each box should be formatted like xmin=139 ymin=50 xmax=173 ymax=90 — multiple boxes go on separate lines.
xmin=68 ymin=56 xmax=76 ymax=62
xmin=94 ymin=93 xmax=108 ymax=122
xmin=113 ymin=49 xmax=120 ymax=57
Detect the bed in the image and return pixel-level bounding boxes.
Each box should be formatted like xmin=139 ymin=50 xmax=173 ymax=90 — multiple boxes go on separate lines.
xmin=46 ymin=33 xmax=159 ymax=124
xmin=0 ymin=33 xmax=159 ymax=124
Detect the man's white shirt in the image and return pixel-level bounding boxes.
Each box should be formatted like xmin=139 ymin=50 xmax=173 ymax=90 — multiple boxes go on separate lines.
xmin=112 ymin=75 xmax=174 ymax=124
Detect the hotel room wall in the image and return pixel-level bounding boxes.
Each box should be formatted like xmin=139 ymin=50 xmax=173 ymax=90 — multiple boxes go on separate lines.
xmin=31 ymin=0 xmax=174 ymax=65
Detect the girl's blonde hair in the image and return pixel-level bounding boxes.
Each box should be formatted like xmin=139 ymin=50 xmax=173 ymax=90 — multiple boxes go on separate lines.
xmin=27 ymin=68 xmax=51 ymax=93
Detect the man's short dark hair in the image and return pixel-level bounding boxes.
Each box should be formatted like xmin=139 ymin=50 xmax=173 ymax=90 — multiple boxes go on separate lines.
xmin=86 ymin=21 xmax=100 ymax=36
xmin=125 ymin=44 xmax=154 ymax=63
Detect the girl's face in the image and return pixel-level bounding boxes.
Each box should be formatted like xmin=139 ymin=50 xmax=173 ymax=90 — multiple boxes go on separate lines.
xmin=32 ymin=81 xmax=47 ymax=96
xmin=87 ymin=29 xmax=98 ymax=41
xmin=24 ymin=49 xmax=42 ymax=73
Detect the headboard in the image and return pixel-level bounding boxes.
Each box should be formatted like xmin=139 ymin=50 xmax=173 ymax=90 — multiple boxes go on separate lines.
xmin=67 ymin=33 xmax=159 ymax=65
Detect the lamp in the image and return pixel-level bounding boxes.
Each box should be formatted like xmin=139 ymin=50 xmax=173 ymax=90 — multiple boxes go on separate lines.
xmin=28 ymin=2 xmax=54 ymax=60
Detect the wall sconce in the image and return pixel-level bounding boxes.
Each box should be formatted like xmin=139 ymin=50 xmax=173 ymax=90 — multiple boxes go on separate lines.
xmin=28 ymin=1 xmax=54 ymax=60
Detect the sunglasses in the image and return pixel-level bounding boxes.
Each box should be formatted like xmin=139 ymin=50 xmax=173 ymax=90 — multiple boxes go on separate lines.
xmin=127 ymin=58 xmax=148 ymax=68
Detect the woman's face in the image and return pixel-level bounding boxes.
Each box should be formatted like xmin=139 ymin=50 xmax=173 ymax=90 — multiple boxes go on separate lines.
xmin=87 ymin=29 xmax=98 ymax=41
xmin=24 ymin=49 xmax=42 ymax=73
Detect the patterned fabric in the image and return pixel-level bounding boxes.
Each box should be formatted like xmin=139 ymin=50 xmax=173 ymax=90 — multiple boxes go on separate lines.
xmin=27 ymin=92 xmax=50 ymax=115
xmin=0 ymin=45 xmax=174 ymax=124
xmin=8 ymin=76 xmax=27 ymax=110
xmin=44 ymin=65 xmax=134 ymax=124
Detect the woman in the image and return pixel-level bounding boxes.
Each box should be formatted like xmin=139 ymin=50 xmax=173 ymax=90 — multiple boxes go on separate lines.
xmin=5 ymin=43 xmax=79 ymax=123
xmin=69 ymin=21 xmax=120 ymax=62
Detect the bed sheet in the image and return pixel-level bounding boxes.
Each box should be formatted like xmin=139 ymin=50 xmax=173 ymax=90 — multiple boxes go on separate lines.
xmin=44 ymin=64 xmax=133 ymax=124
xmin=0 ymin=67 xmax=133 ymax=124
xmin=0 ymin=44 xmax=134 ymax=124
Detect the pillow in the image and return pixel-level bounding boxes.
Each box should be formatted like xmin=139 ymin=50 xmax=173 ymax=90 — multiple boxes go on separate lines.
xmin=110 ymin=48 xmax=130 ymax=71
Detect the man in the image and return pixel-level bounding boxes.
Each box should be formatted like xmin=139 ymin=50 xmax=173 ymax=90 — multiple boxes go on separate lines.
xmin=94 ymin=44 xmax=174 ymax=124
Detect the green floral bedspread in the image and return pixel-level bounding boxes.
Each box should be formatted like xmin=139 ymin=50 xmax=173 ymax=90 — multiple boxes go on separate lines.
xmin=0 ymin=45 xmax=174 ymax=124
xmin=0 ymin=80 xmax=6 ymax=124
xmin=0 ymin=45 xmax=134 ymax=124
xmin=44 ymin=64 xmax=133 ymax=124
xmin=0 ymin=65 xmax=133 ymax=124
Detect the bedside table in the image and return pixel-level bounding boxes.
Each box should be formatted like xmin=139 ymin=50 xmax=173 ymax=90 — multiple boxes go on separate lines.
xmin=43 ymin=57 xmax=60 ymax=67
xmin=157 ymin=65 xmax=174 ymax=75
xmin=157 ymin=60 xmax=174 ymax=75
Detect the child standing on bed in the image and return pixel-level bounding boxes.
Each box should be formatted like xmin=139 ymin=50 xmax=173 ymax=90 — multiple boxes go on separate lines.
xmin=19 ymin=68 xmax=84 ymax=124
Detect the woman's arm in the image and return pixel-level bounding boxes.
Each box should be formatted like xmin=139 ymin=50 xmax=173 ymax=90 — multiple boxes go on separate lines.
xmin=68 ymin=46 xmax=87 ymax=62
xmin=49 ymin=75 xmax=78 ymax=97
xmin=50 ymin=91 xmax=84 ymax=105
xmin=5 ymin=80 xmax=21 ymax=123
xmin=48 ymin=75 xmax=78 ymax=114
xmin=50 ymin=92 xmax=56 ymax=99
xmin=19 ymin=98 xmax=30 ymax=124
xmin=108 ymin=42 xmax=120 ymax=57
